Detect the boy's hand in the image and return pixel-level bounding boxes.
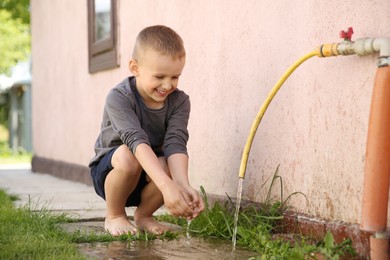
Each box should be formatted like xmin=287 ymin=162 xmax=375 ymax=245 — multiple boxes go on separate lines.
xmin=183 ymin=186 xmax=205 ymax=219
xmin=160 ymin=181 xmax=196 ymax=219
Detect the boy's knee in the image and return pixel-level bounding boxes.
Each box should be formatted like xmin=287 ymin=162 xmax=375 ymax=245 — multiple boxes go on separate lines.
xmin=112 ymin=145 xmax=141 ymax=173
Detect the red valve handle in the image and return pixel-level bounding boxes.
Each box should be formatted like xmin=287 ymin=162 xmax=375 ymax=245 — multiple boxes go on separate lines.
xmin=339 ymin=27 xmax=354 ymax=41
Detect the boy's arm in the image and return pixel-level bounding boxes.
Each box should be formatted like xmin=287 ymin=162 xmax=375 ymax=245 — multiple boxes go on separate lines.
xmin=168 ymin=153 xmax=205 ymax=218
xmin=134 ymin=143 xmax=195 ymax=218
xmin=167 ymin=153 xmax=190 ymax=187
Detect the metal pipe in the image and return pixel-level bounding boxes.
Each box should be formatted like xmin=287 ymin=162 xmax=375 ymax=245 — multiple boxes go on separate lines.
xmin=318 ymin=36 xmax=390 ymax=60
xmin=370 ymin=232 xmax=390 ymax=260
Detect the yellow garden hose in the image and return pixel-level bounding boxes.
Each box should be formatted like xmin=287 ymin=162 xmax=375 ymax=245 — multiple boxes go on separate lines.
xmin=238 ymin=50 xmax=320 ymax=178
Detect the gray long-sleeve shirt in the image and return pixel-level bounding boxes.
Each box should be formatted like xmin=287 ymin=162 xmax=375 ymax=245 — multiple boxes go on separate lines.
xmin=89 ymin=77 xmax=190 ymax=167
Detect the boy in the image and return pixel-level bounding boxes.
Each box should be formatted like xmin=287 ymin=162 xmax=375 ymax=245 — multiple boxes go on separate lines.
xmin=89 ymin=25 xmax=204 ymax=236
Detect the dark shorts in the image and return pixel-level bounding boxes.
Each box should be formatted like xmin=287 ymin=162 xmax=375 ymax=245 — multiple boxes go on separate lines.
xmin=90 ymin=147 xmax=148 ymax=207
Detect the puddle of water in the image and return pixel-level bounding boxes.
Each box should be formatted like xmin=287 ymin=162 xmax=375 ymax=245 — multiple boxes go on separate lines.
xmin=78 ymin=237 xmax=257 ymax=260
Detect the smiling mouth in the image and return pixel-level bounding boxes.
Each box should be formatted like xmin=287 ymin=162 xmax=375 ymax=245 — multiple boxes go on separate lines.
xmin=157 ymin=89 xmax=167 ymax=96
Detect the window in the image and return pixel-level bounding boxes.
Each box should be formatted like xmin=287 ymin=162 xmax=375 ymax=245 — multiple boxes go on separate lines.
xmin=88 ymin=0 xmax=118 ymax=73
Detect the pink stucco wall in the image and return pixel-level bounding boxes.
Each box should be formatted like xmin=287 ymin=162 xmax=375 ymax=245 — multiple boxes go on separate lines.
xmin=31 ymin=0 xmax=390 ymax=225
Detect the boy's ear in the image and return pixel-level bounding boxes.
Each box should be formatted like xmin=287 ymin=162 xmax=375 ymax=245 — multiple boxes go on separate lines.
xmin=129 ymin=59 xmax=139 ymax=76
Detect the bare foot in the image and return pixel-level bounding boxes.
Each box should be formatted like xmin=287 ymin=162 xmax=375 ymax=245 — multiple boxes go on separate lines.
xmin=134 ymin=214 xmax=170 ymax=235
xmin=105 ymin=215 xmax=137 ymax=236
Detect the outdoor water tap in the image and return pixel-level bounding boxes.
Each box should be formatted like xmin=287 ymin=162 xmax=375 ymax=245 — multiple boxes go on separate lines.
xmin=317 ymin=27 xmax=355 ymax=57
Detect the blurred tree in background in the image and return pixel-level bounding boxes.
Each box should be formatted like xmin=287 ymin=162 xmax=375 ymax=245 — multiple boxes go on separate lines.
xmin=0 ymin=0 xmax=30 ymax=24
xmin=0 ymin=0 xmax=30 ymax=75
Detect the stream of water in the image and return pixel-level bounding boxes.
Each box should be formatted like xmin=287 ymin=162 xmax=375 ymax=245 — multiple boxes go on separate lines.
xmin=232 ymin=177 xmax=244 ymax=251
xmin=186 ymin=219 xmax=192 ymax=245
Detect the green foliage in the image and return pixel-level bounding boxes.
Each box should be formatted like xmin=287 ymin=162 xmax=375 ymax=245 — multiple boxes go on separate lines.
xmin=189 ymin=194 xmax=234 ymax=239
xmin=0 ymin=0 xmax=30 ymax=75
xmin=0 ymin=0 xmax=30 ymax=25
xmin=0 ymin=9 xmax=30 ymax=75
xmin=263 ymin=165 xmax=308 ymax=212
xmin=315 ymin=231 xmax=357 ymax=259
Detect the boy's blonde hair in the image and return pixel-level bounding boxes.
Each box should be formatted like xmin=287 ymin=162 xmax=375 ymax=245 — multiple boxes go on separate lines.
xmin=132 ymin=25 xmax=185 ymax=61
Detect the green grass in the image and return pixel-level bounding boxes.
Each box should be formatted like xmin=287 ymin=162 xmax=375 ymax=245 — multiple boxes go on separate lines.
xmin=0 ymin=190 xmax=85 ymax=259
xmin=0 ymin=124 xmax=32 ymax=164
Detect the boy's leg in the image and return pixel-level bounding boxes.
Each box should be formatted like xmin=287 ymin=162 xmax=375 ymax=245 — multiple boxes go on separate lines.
xmin=104 ymin=145 xmax=142 ymax=236
xmin=134 ymin=156 xmax=171 ymax=234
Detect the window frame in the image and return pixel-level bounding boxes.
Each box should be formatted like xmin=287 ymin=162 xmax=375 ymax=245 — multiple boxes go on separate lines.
xmin=87 ymin=0 xmax=119 ymax=73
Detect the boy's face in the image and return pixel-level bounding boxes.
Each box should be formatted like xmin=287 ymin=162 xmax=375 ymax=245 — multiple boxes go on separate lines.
xmin=129 ymin=50 xmax=185 ymax=109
